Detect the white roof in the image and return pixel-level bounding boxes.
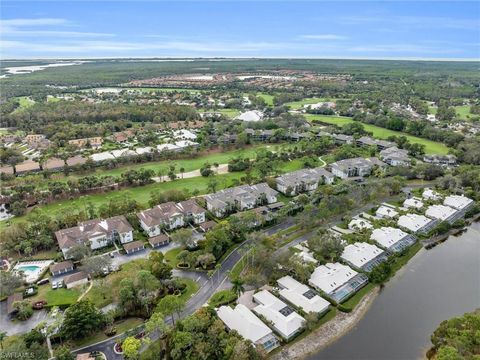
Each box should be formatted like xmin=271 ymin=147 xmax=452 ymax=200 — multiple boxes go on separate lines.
xmin=157 ymin=143 xmax=180 ymax=152
xmin=253 ymin=290 xmax=305 ymax=339
xmin=370 ymin=227 xmax=410 ymax=248
xmin=90 ymin=152 xmax=115 ymax=162
xmin=217 ymin=304 xmax=273 ymax=344
xmin=341 ymin=242 xmax=384 ymax=269
xmin=236 ymin=110 xmax=264 ymax=122
xmin=173 ymin=129 xmax=197 ymax=140
xmin=348 ymin=218 xmax=373 ymax=230
xmin=425 ymin=205 xmax=458 ymax=221
xmin=277 ymin=276 xmax=330 ymax=314
xmin=111 ymin=148 xmax=136 ymax=158
xmin=293 ymin=243 xmax=317 ymax=264
xmin=443 ymin=195 xmax=474 ymax=211
xmin=376 ymin=205 xmax=398 ymax=218
xmin=135 ymin=146 xmax=153 ymax=155
xmin=422 ymin=188 xmax=442 ymax=201
xmin=175 ymin=140 xmax=199 ymax=148
xmin=403 ymin=197 xmax=424 ymax=209
xmin=397 ymin=213 xmax=434 ymax=233
xmin=309 ymin=263 xmax=358 ymax=295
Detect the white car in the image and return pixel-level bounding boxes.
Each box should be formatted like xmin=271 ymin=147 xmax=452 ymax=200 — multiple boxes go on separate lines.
xmin=52 ymin=282 xmax=58 ymax=290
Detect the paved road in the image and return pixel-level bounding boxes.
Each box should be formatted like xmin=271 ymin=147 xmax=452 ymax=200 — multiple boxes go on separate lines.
xmin=72 ymin=184 xmax=429 ymax=358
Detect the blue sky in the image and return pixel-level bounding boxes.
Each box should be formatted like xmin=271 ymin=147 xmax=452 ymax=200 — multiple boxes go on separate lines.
xmin=1 ymin=1 xmax=479 ymax=59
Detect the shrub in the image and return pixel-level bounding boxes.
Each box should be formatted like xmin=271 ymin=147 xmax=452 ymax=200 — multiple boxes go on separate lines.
xmin=208 ymin=290 xmax=237 ymax=307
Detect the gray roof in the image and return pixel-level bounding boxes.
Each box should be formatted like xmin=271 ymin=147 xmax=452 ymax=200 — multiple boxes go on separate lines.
xmin=276 ymin=167 xmax=334 ymax=188
xmin=380 ymin=147 xmax=410 ymax=162
xmin=205 ymin=183 xmax=278 ymax=209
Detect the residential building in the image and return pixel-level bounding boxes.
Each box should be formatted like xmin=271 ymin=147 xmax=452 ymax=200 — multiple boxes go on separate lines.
xmin=423 ymin=154 xmax=457 ymax=166
xmin=24 ymin=134 xmax=46 ymax=144
xmin=49 ymin=261 xmax=74 ymax=276
xmin=15 ymin=160 xmax=40 ymax=174
xmin=341 ymin=242 xmax=388 ymax=272
xmin=425 ymin=204 xmax=463 ymax=224
xmin=253 ymin=290 xmax=305 ymax=341
xmin=111 ymin=148 xmax=136 ymax=158
xmin=135 ymin=147 xmax=153 ymax=155
xmin=376 ymin=205 xmax=399 ymax=219
xmin=348 ymin=217 xmax=373 ymax=231
xmin=148 ymin=234 xmax=170 ymax=248
xmin=199 ymin=220 xmax=217 ymax=233
xmin=205 ymin=183 xmax=278 ymax=218
xmin=330 ymin=157 xmax=382 ymax=179
xmin=63 ymin=271 xmax=89 ymax=289
xmin=123 ymin=240 xmax=145 ymax=255
xmin=236 ymin=110 xmax=264 ymax=122
xmin=397 ymin=213 xmax=439 ymax=234
xmin=43 ymin=158 xmax=65 ymax=171
xmin=276 ymin=167 xmax=334 ymax=196
xmin=309 ymin=263 xmax=368 ymax=303
xmin=356 ymin=136 xmax=395 ymax=150
xmin=66 ymin=156 xmax=87 ymax=167
xmin=55 ymin=216 xmax=133 ymax=258
xmin=217 ymin=304 xmax=279 ymax=353
xmin=137 ymin=200 xmax=206 ymax=237
xmin=157 ymin=143 xmax=180 ymax=152
xmin=331 ymin=133 xmax=354 ymax=145
xmin=370 ymin=227 xmax=417 ymax=253
xmin=379 ymin=147 xmax=411 ymax=166
xmin=403 ymin=197 xmax=424 ymax=210
xmin=277 ymin=276 xmax=330 ymax=315
xmin=90 ymin=152 xmax=115 ymax=162
xmin=443 ymin=195 xmax=474 ymax=216
xmin=68 ymin=137 xmax=103 ymax=149
xmin=423 ymin=188 xmax=442 ymax=201
xmin=173 ymin=129 xmax=197 ymax=140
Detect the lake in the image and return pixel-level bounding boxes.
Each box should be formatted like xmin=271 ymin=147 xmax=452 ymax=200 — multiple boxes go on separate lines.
xmin=310 ymin=221 xmax=480 ymax=360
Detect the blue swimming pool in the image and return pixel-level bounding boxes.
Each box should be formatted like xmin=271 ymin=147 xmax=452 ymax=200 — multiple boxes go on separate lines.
xmin=17 ymin=265 xmax=41 ymax=272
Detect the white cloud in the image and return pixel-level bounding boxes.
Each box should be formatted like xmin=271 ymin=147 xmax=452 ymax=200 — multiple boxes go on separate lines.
xmin=0 ymin=18 xmax=69 ymax=27
xmin=299 ymin=34 xmax=348 ymax=40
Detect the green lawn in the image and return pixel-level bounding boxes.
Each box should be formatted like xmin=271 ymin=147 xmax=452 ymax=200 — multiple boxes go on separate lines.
xmin=178 ymin=278 xmax=200 ymax=302
xmin=306 ymin=114 xmax=449 ymax=154
xmin=29 ymin=285 xmax=80 ymax=307
xmin=164 ymin=248 xmax=183 ymax=268
xmin=454 ymin=105 xmax=472 ymax=120
xmin=13 ymin=96 xmax=35 ymax=112
xmin=340 ymin=283 xmax=376 ymax=312
xmin=200 ymin=108 xmax=240 ymax=118
xmin=256 ymin=93 xmax=275 ymax=106
xmin=284 ymin=97 xmax=333 ymax=110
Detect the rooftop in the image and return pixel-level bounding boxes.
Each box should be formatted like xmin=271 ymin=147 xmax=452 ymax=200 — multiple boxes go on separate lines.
xmin=309 ymin=262 xmax=358 ymax=295
xmin=341 ymin=242 xmax=385 ymax=269
xmin=277 ymin=276 xmax=330 ymax=314
xmin=370 ymin=227 xmax=411 ymax=249
xmin=443 ymin=195 xmax=474 ymax=211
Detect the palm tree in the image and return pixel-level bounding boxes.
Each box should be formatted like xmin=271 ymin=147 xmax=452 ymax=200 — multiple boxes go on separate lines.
xmin=180 ymin=167 xmax=185 ymax=179
xmin=231 ymin=277 xmax=245 ymax=298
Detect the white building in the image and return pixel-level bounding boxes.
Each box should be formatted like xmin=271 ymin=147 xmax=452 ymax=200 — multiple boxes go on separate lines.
xmin=217 ymin=304 xmax=279 ymax=353
xmin=425 ymin=204 xmax=462 ymax=224
xmin=293 ymin=243 xmax=317 ymax=264
xmin=370 ymin=227 xmax=416 ymax=253
xmin=135 ymin=147 xmax=153 ymax=155
xmin=253 ymin=290 xmax=305 ymax=340
xmin=111 ymin=148 xmax=136 ymax=158
xmin=403 ymin=197 xmax=424 ymax=210
xmin=375 ymin=205 xmax=398 ymax=219
xmin=175 ymin=140 xmax=199 ymax=149
xmin=397 ymin=213 xmax=438 ymax=234
xmin=173 ymin=129 xmax=197 ymax=140
xmin=348 ymin=218 xmax=373 ymax=231
xmin=277 ymin=276 xmax=330 ymax=315
xmin=422 ymin=188 xmax=442 ymax=201
xmin=443 ymin=195 xmax=474 ymax=215
xmin=341 ymin=242 xmax=388 ymax=272
xmin=309 ymin=263 xmax=368 ymax=303
xmin=157 ymin=143 xmax=180 ymax=152
xmin=90 ymin=152 xmax=115 ymax=162
xmin=236 ymin=110 xmax=264 ymax=122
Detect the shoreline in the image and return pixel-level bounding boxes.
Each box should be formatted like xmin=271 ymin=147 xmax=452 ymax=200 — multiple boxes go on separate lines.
xmin=270 ymin=287 xmax=381 ymax=360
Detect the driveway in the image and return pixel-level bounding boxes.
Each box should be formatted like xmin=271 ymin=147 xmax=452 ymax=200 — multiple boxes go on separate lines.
xmin=0 ymin=300 xmax=50 ymax=336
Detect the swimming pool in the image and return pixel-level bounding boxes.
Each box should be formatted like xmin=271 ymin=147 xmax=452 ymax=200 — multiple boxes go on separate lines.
xmin=13 ymin=260 xmax=53 ymax=283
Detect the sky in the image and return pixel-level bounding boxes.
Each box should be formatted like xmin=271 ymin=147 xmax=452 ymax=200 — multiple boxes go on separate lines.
xmin=1 ymin=1 xmax=479 ymax=59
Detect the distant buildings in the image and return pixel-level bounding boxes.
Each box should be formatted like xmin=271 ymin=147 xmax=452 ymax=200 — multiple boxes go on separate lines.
xmin=137 ymin=200 xmax=206 ymax=237
xmin=236 ymin=110 xmax=264 ymax=122
xmin=309 ymin=263 xmax=368 ymax=303
xmin=379 ymin=147 xmax=411 ymax=167
xmin=348 ymin=218 xmax=373 ymax=230
xmin=68 ymin=137 xmax=103 ymax=149
xmin=253 ymin=290 xmax=305 ymax=340
xmin=370 ymin=227 xmax=416 ymax=253
xmin=277 ymin=276 xmax=330 ymax=315
xmin=397 ymin=213 xmax=438 ymax=234
xmin=340 ymin=242 xmax=388 ymax=272
xmin=375 ymin=205 xmax=399 ymax=219
xmin=55 ymin=216 xmax=133 ymax=258
xmin=403 ymin=197 xmax=424 ymax=210
xmin=204 ymin=183 xmax=278 ymax=218
xmin=276 ymin=167 xmax=334 ymax=196
xmin=217 ymin=304 xmax=279 ymax=353
xmin=422 ymin=188 xmax=442 ymax=201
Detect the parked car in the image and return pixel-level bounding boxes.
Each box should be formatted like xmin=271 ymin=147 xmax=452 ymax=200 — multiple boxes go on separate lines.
xmin=52 ymin=282 xmax=58 ymax=290
xmin=37 ymin=278 xmax=49 ymax=286
xmin=57 ymin=281 xmax=63 ymax=288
